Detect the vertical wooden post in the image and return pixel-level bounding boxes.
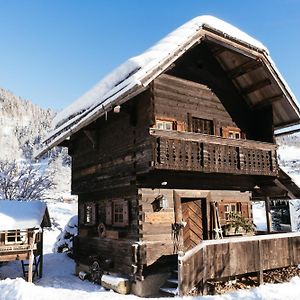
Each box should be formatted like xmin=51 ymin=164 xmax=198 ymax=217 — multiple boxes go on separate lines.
xmin=178 ymin=253 xmax=183 ymax=297
xmin=39 ymin=229 xmax=44 ymax=278
xmin=27 ymin=230 xmax=37 ymax=283
xmin=202 ymin=246 xmax=208 ymax=295
xmin=265 ymin=197 xmax=272 ymax=233
xmin=257 ymin=240 xmax=264 ymax=285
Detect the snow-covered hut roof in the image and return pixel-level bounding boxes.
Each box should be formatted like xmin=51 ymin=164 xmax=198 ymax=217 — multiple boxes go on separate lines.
xmin=0 ymin=200 xmax=51 ymax=231
xmin=37 ymin=15 xmax=300 ymax=157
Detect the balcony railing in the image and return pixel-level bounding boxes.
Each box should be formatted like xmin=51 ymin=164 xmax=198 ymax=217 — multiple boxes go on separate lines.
xmin=150 ymin=129 xmax=278 ymax=176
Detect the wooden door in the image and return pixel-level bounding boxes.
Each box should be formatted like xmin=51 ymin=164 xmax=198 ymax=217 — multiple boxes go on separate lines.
xmin=181 ymin=198 xmax=205 ymax=251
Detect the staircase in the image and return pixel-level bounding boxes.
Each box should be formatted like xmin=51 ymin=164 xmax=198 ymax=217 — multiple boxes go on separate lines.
xmin=159 ymin=269 xmax=179 ymax=297
xmin=21 ymin=256 xmax=40 ymax=281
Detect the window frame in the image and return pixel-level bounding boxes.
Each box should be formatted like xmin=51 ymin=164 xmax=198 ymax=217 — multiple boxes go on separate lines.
xmin=81 ymin=202 xmax=97 ymax=226
xmin=155 ymin=118 xmax=176 ymax=131
xmin=106 ymin=199 xmax=129 ymax=227
xmin=4 ymin=230 xmax=27 ymax=245
xmin=189 ymin=116 xmax=214 ymax=135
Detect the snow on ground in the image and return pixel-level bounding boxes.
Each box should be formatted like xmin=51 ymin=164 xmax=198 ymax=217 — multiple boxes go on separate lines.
xmin=278 ymin=145 xmax=300 ymax=186
xmin=1 ymin=201 xmax=300 ymax=299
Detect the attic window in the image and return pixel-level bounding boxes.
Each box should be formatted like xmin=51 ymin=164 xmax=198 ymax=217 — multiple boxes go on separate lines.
xmin=222 ymin=127 xmax=243 ymax=139
xmin=191 ymin=117 xmax=214 ymax=135
xmin=156 ymin=119 xmax=175 ymax=131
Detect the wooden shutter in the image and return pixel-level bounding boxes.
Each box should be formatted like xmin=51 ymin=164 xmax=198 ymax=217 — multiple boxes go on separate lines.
xmin=222 ymin=127 xmax=229 ymax=138
xmin=106 ymin=202 xmax=112 ymax=225
xmin=79 ymin=204 xmax=85 ymax=225
xmin=91 ymin=203 xmax=97 ymax=225
xmin=176 ymin=121 xmax=185 ymax=132
xmin=123 ymin=200 xmax=129 ymax=226
xmin=241 ymin=203 xmax=249 ymax=219
xmin=218 ymin=202 xmax=226 ymax=224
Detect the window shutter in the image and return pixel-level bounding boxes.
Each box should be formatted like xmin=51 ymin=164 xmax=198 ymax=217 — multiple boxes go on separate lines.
xmin=222 ymin=127 xmax=229 ymax=138
xmin=123 ymin=200 xmax=129 ymax=226
xmin=79 ymin=204 xmax=85 ymax=225
xmin=176 ymin=121 xmax=185 ymax=132
xmin=241 ymin=203 xmax=249 ymax=218
xmin=218 ymin=203 xmax=226 ymax=222
xmin=91 ymin=203 xmax=97 ymax=225
xmin=106 ymin=202 xmax=112 ymax=225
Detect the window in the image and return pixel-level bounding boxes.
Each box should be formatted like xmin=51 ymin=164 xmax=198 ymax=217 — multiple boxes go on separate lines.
xmin=224 ymin=203 xmax=241 ymax=220
xmin=80 ymin=202 xmax=97 ymax=225
xmin=5 ymin=230 xmax=27 ymax=245
xmin=228 ymin=130 xmax=241 ymax=139
xmin=191 ymin=117 xmax=214 ymax=135
xmin=222 ymin=126 xmax=243 ymax=139
xmin=106 ymin=200 xmax=129 ymax=227
xmin=156 ymin=119 xmax=174 ymax=131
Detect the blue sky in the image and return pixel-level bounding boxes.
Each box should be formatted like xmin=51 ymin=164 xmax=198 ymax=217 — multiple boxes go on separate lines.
xmin=0 ymin=0 xmax=300 ymax=111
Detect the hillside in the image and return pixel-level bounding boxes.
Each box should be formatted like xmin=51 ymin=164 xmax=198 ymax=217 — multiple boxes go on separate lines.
xmin=0 ymin=87 xmax=71 ymax=198
xmin=277 ymin=133 xmax=300 ymax=186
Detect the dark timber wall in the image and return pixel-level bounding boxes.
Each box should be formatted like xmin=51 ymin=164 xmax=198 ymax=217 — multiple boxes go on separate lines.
xmin=152 ymin=73 xmax=238 ymax=134
xmin=71 ymin=90 xmax=154 ymax=274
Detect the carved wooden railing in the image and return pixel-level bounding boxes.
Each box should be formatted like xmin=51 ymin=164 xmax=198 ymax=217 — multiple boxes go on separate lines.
xmin=150 ymin=129 xmax=278 ymax=176
xmin=178 ymin=232 xmax=300 ymax=296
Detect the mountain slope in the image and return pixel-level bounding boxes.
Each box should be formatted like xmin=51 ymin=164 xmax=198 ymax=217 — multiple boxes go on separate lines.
xmin=0 ymin=87 xmax=71 ymax=198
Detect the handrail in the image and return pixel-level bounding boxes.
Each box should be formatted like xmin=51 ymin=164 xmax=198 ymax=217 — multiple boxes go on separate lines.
xmin=150 ymin=128 xmax=277 ymax=151
xmin=179 ymin=232 xmax=300 ymax=263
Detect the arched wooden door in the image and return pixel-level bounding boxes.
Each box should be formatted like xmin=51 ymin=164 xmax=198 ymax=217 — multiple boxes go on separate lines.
xmin=181 ymin=198 xmax=206 ymax=252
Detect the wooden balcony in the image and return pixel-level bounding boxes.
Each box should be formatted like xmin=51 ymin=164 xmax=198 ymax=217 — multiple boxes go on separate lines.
xmin=150 ymin=129 xmax=278 ymax=176
xmin=178 ymin=232 xmax=300 ymax=295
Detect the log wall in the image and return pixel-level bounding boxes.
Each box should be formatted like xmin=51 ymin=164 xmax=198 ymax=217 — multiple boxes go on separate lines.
xmin=152 ymin=74 xmax=237 ymax=135
xmin=138 ymin=188 xmax=250 ymax=266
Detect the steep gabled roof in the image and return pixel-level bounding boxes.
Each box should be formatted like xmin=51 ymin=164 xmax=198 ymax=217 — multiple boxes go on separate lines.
xmin=36 ymin=15 xmax=300 ymax=158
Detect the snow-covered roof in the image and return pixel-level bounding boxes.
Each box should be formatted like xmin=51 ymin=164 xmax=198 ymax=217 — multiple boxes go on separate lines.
xmin=0 ymin=200 xmax=50 ymax=231
xmin=37 ymin=15 xmax=300 ymax=158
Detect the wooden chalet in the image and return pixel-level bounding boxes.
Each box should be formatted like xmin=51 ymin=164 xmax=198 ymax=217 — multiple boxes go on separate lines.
xmin=0 ymin=200 xmax=51 ymax=282
xmin=38 ymin=16 xmax=300 ymax=296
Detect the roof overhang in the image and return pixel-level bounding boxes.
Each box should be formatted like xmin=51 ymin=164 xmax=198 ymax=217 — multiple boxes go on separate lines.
xmin=36 ymin=17 xmax=300 ymax=158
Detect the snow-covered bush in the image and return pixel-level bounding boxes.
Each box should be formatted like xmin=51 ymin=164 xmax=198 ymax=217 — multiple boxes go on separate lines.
xmin=0 ymin=160 xmax=54 ymax=200
xmin=53 ymin=215 xmax=78 ymax=257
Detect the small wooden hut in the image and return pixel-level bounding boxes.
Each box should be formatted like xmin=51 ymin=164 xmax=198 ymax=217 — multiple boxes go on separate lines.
xmin=0 ymin=200 xmax=51 ymax=282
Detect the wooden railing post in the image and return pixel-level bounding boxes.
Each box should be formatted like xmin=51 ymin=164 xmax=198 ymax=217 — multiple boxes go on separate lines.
xmin=257 ymin=239 xmax=264 ymax=285
xmin=265 ymin=197 xmax=272 ymax=233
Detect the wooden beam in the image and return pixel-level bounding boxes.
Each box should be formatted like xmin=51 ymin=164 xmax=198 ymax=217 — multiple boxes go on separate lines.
xmin=83 ymin=130 xmax=98 ymax=149
xmin=58 ymin=139 xmax=71 ymax=148
xmin=274 ymin=179 xmax=297 ymax=199
xmin=228 ymin=60 xmax=263 ymax=79
xmin=250 ymin=94 xmax=283 ymax=111
xmin=210 ymin=45 xmax=227 ymax=56
xmin=241 ymin=79 xmax=272 ymax=95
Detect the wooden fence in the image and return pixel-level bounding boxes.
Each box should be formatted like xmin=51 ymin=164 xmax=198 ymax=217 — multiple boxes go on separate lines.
xmin=178 ymin=232 xmax=300 ymax=295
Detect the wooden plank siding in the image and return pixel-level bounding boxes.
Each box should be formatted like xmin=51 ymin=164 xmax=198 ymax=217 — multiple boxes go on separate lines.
xmin=152 ymin=74 xmax=238 ymax=132
xmin=178 ymin=233 xmax=300 ymax=295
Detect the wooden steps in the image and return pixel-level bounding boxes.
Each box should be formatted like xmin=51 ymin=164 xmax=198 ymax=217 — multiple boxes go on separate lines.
xmin=21 ymin=256 xmax=40 ymax=281
xmin=159 ymin=269 xmax=179 ymax=297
